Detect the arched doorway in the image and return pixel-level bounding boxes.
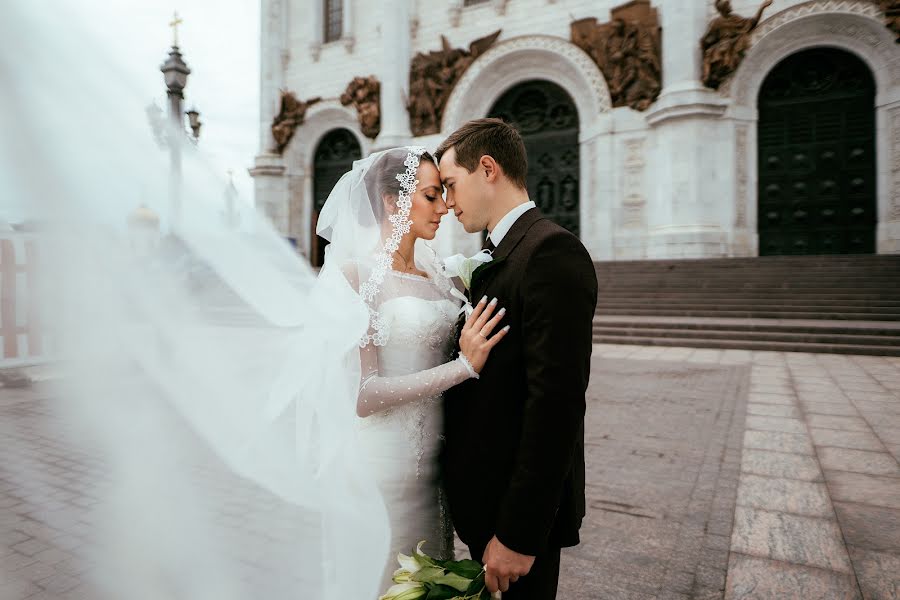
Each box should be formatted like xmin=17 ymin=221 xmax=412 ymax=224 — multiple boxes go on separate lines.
xmin=311 ymin=129 xmax=361 ymax=266
xmin=488 ymin=80 xmax=580 ymax=236
xmin=757 ymin=48 xmax=876 ymax=255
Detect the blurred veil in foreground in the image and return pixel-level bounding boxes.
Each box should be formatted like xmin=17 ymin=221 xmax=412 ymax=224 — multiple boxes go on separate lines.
xmin=0 ymin=3 xmax=389 ymax=599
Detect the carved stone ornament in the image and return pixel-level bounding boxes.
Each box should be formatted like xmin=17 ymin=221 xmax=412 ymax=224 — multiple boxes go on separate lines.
xmin=271 ymin=91 xmax=322 ymax=154
xmin=877 ymin=0 xmax=900 ymax=41
xmin=701 ymin=0 xmax=774 ymax=90
xmin=340 ymin=75 xmax=381 ymax=139
xmin=570 ymin=1 xmax=662 ymax=111
xmin=407 ymin=30 xmax=501 ymax=136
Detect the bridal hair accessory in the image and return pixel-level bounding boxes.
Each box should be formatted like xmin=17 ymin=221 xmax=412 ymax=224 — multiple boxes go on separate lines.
xmin=358 ymin=146 xmax=426 ymax=347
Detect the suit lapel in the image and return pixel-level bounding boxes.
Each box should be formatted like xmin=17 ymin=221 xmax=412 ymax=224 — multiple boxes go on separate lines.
xmin=470 ymin=207 xmax=543 ymax=297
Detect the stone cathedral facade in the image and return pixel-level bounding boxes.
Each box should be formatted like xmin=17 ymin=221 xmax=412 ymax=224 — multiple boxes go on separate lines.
xmin=251 ymin=0 xmax=900 ymax=265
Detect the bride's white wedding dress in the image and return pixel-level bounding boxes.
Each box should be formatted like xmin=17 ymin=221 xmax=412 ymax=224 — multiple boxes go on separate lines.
xmin=355 ymin=269 xmax=468 ymax=590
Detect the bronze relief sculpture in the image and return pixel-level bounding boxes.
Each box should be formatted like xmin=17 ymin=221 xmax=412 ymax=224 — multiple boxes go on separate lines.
xmin=570 ymin=1 xmax=661 ymax=111
xmin=341 ymin=75 xmax=381 ymax=139
xmin=877 ymin=0 xmax=900 ymax=42
xmin=407 ymin=30 xmax=502 ymax=136
xmin=701 ymin=0 xmax=773 ymax=90
xmin=271 ymin=91 xmax=321 ymax=154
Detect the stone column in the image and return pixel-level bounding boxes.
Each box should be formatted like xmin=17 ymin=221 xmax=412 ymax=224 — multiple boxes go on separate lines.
xmin=644 ymin=2 xmax=732 ymax=259
xmin=373 ymin=0 xmax=413 ymax=150
xmin=258 ymin=0 xmax=287 ymax=153
xmin=252 ymin=0 xmax=290 ymax=236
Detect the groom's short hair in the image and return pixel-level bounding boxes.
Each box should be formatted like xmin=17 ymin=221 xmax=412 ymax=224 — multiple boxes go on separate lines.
xmin=435 ymin=118 xmax=528 ymax=190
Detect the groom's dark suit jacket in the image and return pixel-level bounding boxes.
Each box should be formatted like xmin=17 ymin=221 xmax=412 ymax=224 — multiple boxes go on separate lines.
xmin=442 ymin=207 xmax=598 ymax=557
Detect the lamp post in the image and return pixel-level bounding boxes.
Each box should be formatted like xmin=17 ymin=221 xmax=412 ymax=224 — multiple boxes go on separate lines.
xmin=158 ymin=11 xmax=201 ymax=230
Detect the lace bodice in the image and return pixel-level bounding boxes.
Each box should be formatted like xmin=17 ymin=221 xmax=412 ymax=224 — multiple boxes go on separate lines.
xmin=377 ymin=294 xmax=459 ymax=372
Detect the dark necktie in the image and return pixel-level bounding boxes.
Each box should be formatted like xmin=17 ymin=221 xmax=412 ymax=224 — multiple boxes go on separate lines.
xmin=482 ymin=236 xmax=495 ymax=253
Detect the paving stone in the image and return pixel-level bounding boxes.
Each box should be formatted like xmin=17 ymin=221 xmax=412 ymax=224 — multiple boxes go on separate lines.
xmin=824 ymin=471 xmax=900 ymax=510
xmin=833 ymin=502 xmax=900 ymax=555
xmin=803 ymin=401 xmax=860 ymax=416
xmin=847 ymin=545 xmax=900 ymax=600
xmin=806 ymin=415 xmax=872 ymax=432
xmin=730 ymin=507 xmax=852 ymax=573
xmin=744 ymin=431 xmax=814 ymax=455
xmin=736 ymin=474 xmax=832 ymax=517
xmin=810 ymin=429 xmax=885 ymax=452
xmin=740 ymin=449 xmax=823 ymax=482
xmin=725 ymin=553 xmax=861 ymax=600
xmin=871 ymin=426 xmax=900 ymax=445
xmin=745 ymin=415 xmax=807 ymax=434
xmin=817 ymin=448 xmax=900 ymax=477
xmin=747 ymin=393 xmax=795 ymax=406
xmin=746 ymin=403 xmax=799 ymax=418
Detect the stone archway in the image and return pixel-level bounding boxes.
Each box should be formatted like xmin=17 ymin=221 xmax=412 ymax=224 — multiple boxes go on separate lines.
xmin=757 ymin=47 xmax=877 ymax=255
xmin=725 ymin=1 xmax=900 ymax=254
xmin=441 ymin=35 xmax=612 ymax=256
xmin=489 ymin=80 xmax=581 ymax=236
xmin=311 ymin=129 xmax=361 ymax=266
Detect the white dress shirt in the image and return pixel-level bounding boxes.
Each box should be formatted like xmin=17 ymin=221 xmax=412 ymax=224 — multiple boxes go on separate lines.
xmin=488 ymin=201 xmax=536 ymax=247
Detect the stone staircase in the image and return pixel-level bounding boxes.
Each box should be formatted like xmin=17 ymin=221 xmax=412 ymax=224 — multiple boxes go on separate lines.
xmin=593 ymin=255 xmax=900 ymax=356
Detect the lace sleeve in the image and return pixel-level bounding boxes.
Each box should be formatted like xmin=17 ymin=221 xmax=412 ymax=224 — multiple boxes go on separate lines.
xmin=356 ymin=343 xmax=478 ymax=418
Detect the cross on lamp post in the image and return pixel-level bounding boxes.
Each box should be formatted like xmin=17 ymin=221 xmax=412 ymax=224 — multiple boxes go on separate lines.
xmin=157 ymin=10 xmax=202 ymax=230
xmin=169 ymin=11 xmax=183 ymax=47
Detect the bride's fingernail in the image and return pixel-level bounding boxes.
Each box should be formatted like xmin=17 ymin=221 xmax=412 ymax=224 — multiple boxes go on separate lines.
xmin=489 ymin=297 xmax=498 ymax=306
xmin=480 ymin=295 xmax=488 ymax=304
xmin=502 ymin=325 xmax=511 ymax=332
xmin=498 ymin=308 xmax=506 ymax=316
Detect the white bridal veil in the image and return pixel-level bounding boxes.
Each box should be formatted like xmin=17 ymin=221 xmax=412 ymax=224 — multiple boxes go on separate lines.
xmin=0 ymin=4 xmax=446 ymax=599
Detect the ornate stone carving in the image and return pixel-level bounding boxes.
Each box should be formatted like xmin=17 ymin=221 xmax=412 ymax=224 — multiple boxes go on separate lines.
xmin=443 ymin=35 xmax=612 ymax=132
xmin=724 ymin=3 xmax=898 ymax=104
xmin=271 ymin=91 xmax=321 ymax=154
xmin=340 ymin=75 xmax=381 ymax=139
xmin=622 ymin=138 xmax=646 ymax=227
xmin=876 ymin=0 xmax=900 ymax=41
xmin=570 ymin=1 xmax=661 ymax=111
xmin=407 ymin=30 xmax=501 ymax=136
xmin=701 ymin=0 xmax=773 ymax=90
xmin=891 ymin=107 xmax=900 ymax=220
xmin=735 ymin=125 xmax=749 ymax=228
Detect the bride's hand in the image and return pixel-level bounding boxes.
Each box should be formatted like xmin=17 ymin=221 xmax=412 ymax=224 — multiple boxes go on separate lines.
xmin=459 ymin=296 xmax=509 ymax=374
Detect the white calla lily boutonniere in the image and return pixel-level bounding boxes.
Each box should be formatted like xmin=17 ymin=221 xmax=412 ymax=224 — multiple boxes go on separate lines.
xmin=443 ymin=249 xmax=493 ymax=291
xmin=443 ymin=250 xmax=494 ymax=316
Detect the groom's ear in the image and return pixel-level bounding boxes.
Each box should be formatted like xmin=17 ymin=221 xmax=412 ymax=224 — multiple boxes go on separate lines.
xmin=480 ymin=155 xmax=500 ymax=184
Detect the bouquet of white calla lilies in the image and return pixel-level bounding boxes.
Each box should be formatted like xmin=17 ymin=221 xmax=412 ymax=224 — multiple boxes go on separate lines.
xmin=443 ymin=250 xmax=493 ymax=291
xmin=379 ymin=540 xmax=492 ymax=600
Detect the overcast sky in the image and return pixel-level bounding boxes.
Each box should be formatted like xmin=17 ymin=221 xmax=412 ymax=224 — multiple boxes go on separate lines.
xmin=4 ymin=1 xmax=259 ymax=223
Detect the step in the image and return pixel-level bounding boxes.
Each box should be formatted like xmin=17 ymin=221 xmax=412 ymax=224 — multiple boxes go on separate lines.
xmin=591 ymin=326 xmax=900 ymax=347
xmin=594 ymin=256 xmax=900 ymax=266
xmin=591 ymin=335 xmax=900 ymax=357
xmin=597 ymin=308 xmax=900 ymax=320
xmin=595 ymin=303 xmax=900 ymax=315
xmin=591 ymin=316 xmax=900 ymax=335
xmin=596 ymin=296 xmax=900 ymax=307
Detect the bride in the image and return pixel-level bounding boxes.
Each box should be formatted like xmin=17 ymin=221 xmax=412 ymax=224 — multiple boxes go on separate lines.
xmin=1 ymin=5 xmax=506 ymax=599
xmin=322 ymin=146 xmax=508 ymax=589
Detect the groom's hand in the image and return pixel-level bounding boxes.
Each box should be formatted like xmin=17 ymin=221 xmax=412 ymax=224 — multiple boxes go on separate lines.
xmin=482 ymin=536 xmax=535 ymax=593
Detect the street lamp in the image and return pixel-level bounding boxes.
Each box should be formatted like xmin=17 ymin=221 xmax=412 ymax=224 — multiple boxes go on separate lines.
xmin=156 ymin=11 xmax=203 ymax=229
xmin=186 ymin=106 xmax=202 ymax=140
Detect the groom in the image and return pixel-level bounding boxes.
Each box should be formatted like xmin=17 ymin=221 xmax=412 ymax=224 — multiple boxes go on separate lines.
xmin=438 ymin=119 xmax=598 ymax=599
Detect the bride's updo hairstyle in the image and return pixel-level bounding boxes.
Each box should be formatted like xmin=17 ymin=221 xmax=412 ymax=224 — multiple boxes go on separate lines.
xmin=363 ymin=148 xmax=436 ymax=224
